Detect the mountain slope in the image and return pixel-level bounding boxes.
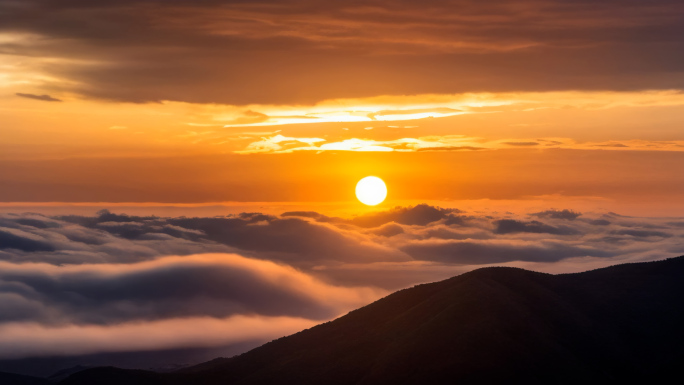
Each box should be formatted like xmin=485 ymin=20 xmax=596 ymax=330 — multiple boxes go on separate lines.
xmin=0 ymin=371 xmax=52 ymax=385
xmin=61 ymin=256 xmax=684 ymax=385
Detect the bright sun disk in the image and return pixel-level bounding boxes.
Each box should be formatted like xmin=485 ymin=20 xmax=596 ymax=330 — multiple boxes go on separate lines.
xmin=356 ymin=176 xmax=387 ymax=206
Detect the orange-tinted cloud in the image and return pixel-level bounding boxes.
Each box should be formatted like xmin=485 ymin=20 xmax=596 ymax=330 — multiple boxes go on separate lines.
xmin=3 ymin=1 xmax=684 ymax=104
xmin=237 ymin=135 xmax=684 ymax=154
xmin=1 ymin=206 xmax=683 ymax=359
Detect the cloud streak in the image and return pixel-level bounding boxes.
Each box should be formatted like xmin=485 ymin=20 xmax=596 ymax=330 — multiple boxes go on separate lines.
xmin=236 ymin=135 xmax=684 ymax=153
xmin=15 ymin=93 xmax=62 ymax=102
xmin=0 ymin=315 xmax=317 ymax=359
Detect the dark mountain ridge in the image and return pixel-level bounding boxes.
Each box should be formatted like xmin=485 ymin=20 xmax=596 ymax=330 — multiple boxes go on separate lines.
xmin=61 ymin=256 xmax=684 ymax=385
xmin=0 ymin=371 xmax=51 ymax=385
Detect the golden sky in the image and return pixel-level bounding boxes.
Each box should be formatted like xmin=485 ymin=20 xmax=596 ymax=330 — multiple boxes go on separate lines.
xmin=1 ymin=0 xmax=684 ymax=211
xmin=1 ymin=89 xmax=683 ymax=210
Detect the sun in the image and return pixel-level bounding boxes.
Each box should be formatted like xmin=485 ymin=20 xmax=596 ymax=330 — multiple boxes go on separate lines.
xmin=356 ymin=176 xmax=387 ymax=206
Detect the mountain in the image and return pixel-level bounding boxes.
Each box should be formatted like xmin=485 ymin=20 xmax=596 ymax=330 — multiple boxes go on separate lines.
xmin=46 ymin=366 xmax=93 ymax=383
xmin=0 ymin=371 xmax=51 ymax=385
xmin=60 ymin=256 xmax=684 ymax=385
xmin=0 ymin=343 xmax=262 ymax=379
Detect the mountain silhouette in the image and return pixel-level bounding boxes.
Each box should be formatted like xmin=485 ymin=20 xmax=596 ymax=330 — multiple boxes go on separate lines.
xmin=0 ymin=371 xmax=51 ymax=385
xmin=60 ymin=256 xmax=684 ymax=385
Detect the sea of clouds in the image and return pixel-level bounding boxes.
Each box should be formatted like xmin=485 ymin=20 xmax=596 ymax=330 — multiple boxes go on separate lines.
xmin=0 ymin=205 xmax=682 ymax=359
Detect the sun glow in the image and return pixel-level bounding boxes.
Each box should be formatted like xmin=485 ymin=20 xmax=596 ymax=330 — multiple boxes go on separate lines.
xmin=355 ymin=176 xmax=388 ymax=206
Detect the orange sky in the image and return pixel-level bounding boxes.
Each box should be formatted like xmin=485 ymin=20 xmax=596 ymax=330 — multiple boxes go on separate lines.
xmin=1 ymin=93 xmax=682 ymax=214
xmin=0 ymin=0 xmax=683 ymax=214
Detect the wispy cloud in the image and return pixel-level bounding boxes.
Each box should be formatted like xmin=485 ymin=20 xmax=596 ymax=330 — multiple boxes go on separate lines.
xmin=222 ymin=106 xmax=467 ymax=128
xmin=163 ymin=90 xmax=684 ymax=129
xmin=236 ymin=135 xmax=684 ymax=154
xmin=15 ymin=93 xmax=62 ymax=102
xmin=0 ymin=315 xmax=318 ymax=359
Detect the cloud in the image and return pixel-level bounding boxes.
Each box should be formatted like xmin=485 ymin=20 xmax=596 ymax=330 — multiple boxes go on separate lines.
xmin=493 ymin=219 xmax=580 ymax=235
xmin=3 ymin=1 xmax=684 ymax=104
xmin=236 ymin=135 xmax=324 ymax=153
xmin=0 ymin=206 xmax=681 ymax=363
xmin=0 ymin=207 xmax=683 ymax=363
xmin=281 ymin=211 xmax=331 ymax=221
xmin=165 ymin=216 xmax=404 ymax=266
xmin=347 ymin=204 xmax=463 ymax=228
xmin=366 ymin=107 xmax=463 ymax=121
xmin=1 ymin=211 xmax=405 ymax=268
xmin=502 ymin=141 xmax=540 ymax=146
xmin=531 ymin=209 xmax=582 ymax=220
xmin=0 ymin=254 xmax=383 ymax=325
xmin=368 ymin=223 xmax=405 ymax=237
xmin=0 ymin=315 xmax=317 ymax=359
xmin=221 ymin=107 xmax=464 ymax=128
xmin=611 ymin=229 xmax=672 ymax=238
xmin=15 ymin=93 xmax=62 ymax=102
xmin=0 ymin=228 xmax=55 ymax=252
xmin=283 ymin=205 xmax=466 ymax=230
xmin=236 ymin=134 xmax=684 ymax=153
xmin=594 ymin=143 xmax=630 ymax=148
xmin=401 ymin=240 xmax=613 ymax=265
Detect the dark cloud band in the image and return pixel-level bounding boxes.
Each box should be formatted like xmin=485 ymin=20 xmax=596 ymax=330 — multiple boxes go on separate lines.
xmin=3 ymin=0 xmax=684 ymax=104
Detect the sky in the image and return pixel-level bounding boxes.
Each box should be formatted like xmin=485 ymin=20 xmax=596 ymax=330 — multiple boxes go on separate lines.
xmin=0 ymin=0 xmax=683 ymax=369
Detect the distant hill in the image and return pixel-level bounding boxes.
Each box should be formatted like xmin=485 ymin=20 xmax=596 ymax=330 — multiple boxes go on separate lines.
xmin=46 ymin=366 xmax=93 ymax=383
xmin=61 ymin=256 xmax=684 ymax=385
xmin=0 ymin=342 xmax=262 ymax=378
xmin=0 ymin=371 xmax=51 ymax=385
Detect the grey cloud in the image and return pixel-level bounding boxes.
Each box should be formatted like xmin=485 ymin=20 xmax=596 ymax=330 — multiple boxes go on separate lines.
xmin=281 ymin=211 xmax=331 ymax=221
xmin=282 ymin=205 xmax=466 ymax=228
xmin=0 ymin=293 xmax=46 ymax=322
xmin=0 ymin=228 xmax=55 ymax=252
xmin=0 ymin=214 xmax=61 ymax=230
xmin=348 ymin=204 xmax=462 ymax=228
xmin=531 ymin=209 xmax=582 ymax=220
xmin=402 ymin=240 xmax=613 ymax=265
xmin=0 ymin=254 xmax=377 ymax=325
xmin=420 ymin=227 xmax=493 ymax=241
xmin=611 ymin=229 xmax=672 ymax=238
xmin=493 ymin=219 xmax=580 ymax=235
xmin=15 ymin=93 xmax=62 ymax=102
xmin=0 ymin=207 xmax=683 ymax=361
xmin=4 ymin=207 xmax=682 ymax=275
xmin=0 ymin=214 xmax=233 ymax=265
xmin=368 ymin=223 xmax=405 ymax=237
xmin=166 ymin=216 xmax=401 ymax=265
xmin=54 ymin=211 xmax=402 ymax=266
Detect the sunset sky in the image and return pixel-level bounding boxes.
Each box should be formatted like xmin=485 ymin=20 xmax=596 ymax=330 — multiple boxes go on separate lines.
xmin=0 ymin=0 xmax=683 ymax=369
